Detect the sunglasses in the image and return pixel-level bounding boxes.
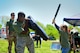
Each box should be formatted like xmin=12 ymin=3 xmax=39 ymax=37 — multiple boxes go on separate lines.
xmin=11 ymin=15 xmax=15 ymax=16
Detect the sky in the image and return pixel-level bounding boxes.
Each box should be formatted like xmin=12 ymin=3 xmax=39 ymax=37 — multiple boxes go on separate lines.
xmin=0 ymin=0 xmax=80 ymax=26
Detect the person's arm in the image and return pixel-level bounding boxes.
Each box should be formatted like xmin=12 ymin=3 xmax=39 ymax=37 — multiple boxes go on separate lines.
xmin=54 ymin=23 xmax=60 ymax=31
xmin=72 ymin=35 xmax=76 ymax=50
xmin=6 ymin=22 xmax=9 ymax=39
xmin=13 ymin=22 xmax=24 ymax=34
xmin=52 ymin=19 xmax=60 ymax=31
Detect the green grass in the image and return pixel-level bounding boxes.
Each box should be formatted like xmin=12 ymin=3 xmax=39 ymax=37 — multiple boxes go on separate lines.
xmin=0 ymin=39 xmax=79 ymax=53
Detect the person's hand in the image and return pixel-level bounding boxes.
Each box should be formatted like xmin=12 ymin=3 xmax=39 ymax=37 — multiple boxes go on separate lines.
xmin=6 ymin=34 xmax=9 ymax=39
xmin=52 ymin=19 xmax=55 ymax=24
xmin=73 ymin=45 xmax=76 ymax=50
xmin=20 ymin=31 xmax=27 ymax=34
xmin=22 ymin=23 xmax=25 ymax=28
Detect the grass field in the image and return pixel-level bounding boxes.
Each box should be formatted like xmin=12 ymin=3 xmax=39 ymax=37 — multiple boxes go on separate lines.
xmin=0 ymin=39 xmax=79 ymax=53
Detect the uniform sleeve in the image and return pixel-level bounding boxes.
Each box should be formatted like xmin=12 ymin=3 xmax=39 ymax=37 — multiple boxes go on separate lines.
xmin=54 ymin=23 xmax=60 ymax=31
xmin=6 ymin=22 xmax=9 ymax=26
xmin=54 ymin=24 xmax=63 ymax=33
xmin=13 ymin=23 xmax=24 ymax=34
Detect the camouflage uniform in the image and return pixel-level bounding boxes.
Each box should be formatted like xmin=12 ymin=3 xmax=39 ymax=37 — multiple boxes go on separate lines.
xmin=6 ymin=19 xmax=17 ymax=53
xmin=13 ymin=20 xmax=34 ymax=53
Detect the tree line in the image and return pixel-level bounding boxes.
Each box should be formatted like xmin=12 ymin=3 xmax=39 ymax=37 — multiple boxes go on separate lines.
xmin=1 ymin=17 xmax=80 ymax=39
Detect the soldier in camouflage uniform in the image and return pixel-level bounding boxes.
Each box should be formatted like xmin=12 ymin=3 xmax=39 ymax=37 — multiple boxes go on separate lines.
xmin=6 ymin=13 xmax=17 ymax=53
xmin=13 ymin=12 xmax=35 ymax=53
